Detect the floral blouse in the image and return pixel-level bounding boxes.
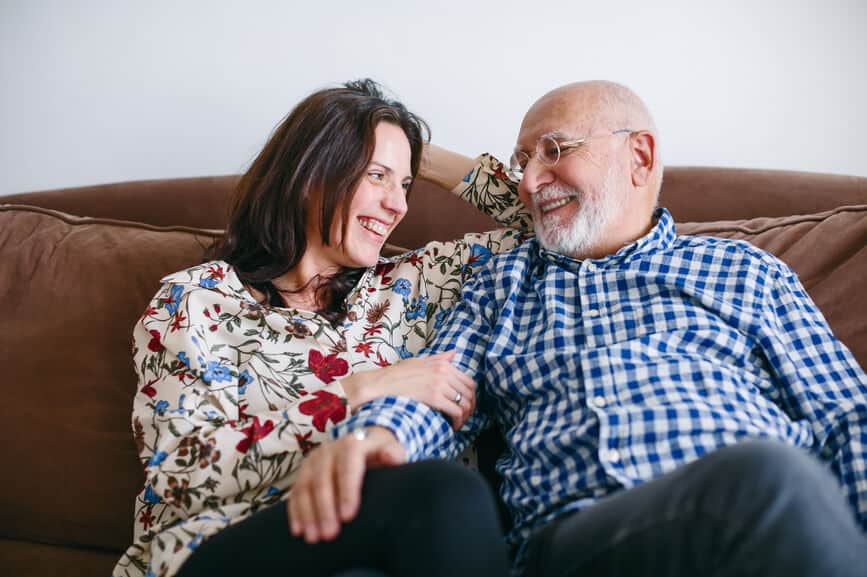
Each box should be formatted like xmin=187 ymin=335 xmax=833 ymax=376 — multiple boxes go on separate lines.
xmin=113 ymin=155 xmax=532 ymax=577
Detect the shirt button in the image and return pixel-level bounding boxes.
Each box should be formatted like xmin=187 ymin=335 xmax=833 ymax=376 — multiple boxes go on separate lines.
xmin=592 ymin=396 xmax=607 ymax=408
xmin=607 ymin=449 xmax=621 ymax=463
xmin=587 ymin=308 xmax=600 ymax=317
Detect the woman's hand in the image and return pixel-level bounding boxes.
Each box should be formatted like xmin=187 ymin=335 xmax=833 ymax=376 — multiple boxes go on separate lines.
xmin=340 ymin=350 xmax=476 ymax=430
xmin=288 ymin=426 xmax=406 ymax=543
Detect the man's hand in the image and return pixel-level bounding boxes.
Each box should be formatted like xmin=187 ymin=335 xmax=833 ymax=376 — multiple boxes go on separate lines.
xmin=288 ymin=426 xmax=406 ymax=543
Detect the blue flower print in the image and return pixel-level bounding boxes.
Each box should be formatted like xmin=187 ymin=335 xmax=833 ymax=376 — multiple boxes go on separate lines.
xmin=170 ymin=394 xmax=187 ymax=414
xmin=144 ymin=485 xmax=161 ymax=504
xmin=177 ymin=351 xmax=191 ymax=367
xmin=238 ymin=369 xmax=253 ymax=394
xmin=434 ymin=307 xmax=452 ymax=330
xmin=397 ymin=345 xmax=412 ymax=360
xmin=187 ymin=533 xmax=204 ymax=551
xmin=466 ymin=244 xmax=493 ymax=269
xmin=154 ymin=400 xmax=169 ymax=415
xmin=392 ymin=278 xmax=412 ymax=298
xmin=165 ymin=284 xmax=184 ymax=316
xmin=265 ymin=486 xmax=280 ymax=498
xmin=148 ymin=451 xmax=167 ymax=467
xmin=199 ymin=276 xmax=219 ymax=289
xmin=202 ymin=361 xmax=232 ymax=384
xmin=463 ymin=168 xmax=473 ymax=182
xmin=404 ymin=295 xmax=429 ymax=321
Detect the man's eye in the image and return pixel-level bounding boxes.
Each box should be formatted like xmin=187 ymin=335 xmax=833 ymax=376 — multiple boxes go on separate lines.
xmin=541 ymin=143 xmax=560 ymax=160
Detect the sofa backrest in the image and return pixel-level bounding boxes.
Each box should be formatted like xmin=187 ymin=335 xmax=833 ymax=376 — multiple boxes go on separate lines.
xmin=4 ymin=166 xmax=866 ymax=250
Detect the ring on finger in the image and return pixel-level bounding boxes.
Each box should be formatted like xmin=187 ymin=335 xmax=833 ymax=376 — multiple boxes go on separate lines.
xmin=453 ymin=391 xmax=462 ymax=404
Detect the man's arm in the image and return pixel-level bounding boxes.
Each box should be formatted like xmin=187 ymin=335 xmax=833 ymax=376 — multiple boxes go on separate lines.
xmin=758 ymin=263 xmax=867 ymax=530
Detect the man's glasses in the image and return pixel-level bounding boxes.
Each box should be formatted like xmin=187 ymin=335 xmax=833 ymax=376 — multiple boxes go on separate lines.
xmin=508 ymin=128 xmax=635 ymax=181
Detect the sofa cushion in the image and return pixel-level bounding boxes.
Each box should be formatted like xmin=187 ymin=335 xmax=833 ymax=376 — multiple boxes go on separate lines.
xmin=0 ymin=205 xmax=222 ymax=552
xmin=679 ymin=205 xmax=867 ymax=369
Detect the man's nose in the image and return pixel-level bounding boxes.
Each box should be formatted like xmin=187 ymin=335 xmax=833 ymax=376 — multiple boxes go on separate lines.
xmin=518 ymin=157 xmax=554 ymax=199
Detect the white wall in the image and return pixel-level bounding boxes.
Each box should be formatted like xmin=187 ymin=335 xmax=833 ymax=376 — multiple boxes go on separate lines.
xmin=1 ymin=0 xmax=865 ymax=196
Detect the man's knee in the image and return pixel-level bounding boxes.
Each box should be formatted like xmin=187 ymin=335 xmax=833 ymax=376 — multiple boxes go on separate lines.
xmin=692 ymin=439 xmax=843 ymax=525
xmin=706 ymin=440 xmax=832 ymax=493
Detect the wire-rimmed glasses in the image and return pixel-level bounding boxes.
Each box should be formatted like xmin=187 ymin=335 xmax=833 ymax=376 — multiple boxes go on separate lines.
xmin=508 ymin=128 xmax=635 ymax=181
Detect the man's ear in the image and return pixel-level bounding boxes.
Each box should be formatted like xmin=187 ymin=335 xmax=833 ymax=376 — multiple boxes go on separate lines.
xmin=629 ymin=131 xmax=656 ymax=187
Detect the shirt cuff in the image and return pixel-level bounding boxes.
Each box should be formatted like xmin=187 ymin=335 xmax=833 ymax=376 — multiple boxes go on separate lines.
xmin=331 ymin=396 xmax=452 ymax=462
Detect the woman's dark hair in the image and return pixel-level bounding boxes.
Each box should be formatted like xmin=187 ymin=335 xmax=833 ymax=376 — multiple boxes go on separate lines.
xmin=209 ymin=79 xmax=429 ymax=324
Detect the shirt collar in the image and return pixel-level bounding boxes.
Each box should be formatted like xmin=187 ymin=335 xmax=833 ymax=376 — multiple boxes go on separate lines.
xmin=534 ymin=208 xmax=675 ymax=272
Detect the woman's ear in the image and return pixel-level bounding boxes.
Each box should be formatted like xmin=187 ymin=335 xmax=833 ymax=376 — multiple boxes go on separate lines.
xmin=629 ymin=131 xmax=656 ymax=188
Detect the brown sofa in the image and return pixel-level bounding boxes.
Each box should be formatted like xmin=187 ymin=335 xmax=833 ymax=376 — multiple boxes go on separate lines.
xmin=1 ymin=167 xmax=866 ymax=576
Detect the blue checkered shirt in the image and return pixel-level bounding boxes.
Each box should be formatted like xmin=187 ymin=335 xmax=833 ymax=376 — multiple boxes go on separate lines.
xmin=335 ymin=208 xmax=867 ymax=559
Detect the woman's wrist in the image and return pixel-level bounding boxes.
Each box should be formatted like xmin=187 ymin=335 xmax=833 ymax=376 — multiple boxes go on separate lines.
xmin=419 ymin=143 xmax=476 ymax=191
xmin=340 ymin=372 xmax=379 ymax=413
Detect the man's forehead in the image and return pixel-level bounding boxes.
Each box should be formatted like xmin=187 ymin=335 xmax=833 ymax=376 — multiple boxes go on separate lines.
xmin=516 ymin=96 xmax=597 ymax=147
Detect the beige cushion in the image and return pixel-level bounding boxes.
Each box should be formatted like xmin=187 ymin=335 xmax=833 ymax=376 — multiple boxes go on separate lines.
xmin=680 ymin=205 xmax=867 ymax=367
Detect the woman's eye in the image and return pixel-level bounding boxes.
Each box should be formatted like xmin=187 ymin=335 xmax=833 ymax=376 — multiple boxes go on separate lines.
xmin=401 ymin=181 xmax=411 ymax=192
xmin=368 ymin=171 xmax=385 ymax=181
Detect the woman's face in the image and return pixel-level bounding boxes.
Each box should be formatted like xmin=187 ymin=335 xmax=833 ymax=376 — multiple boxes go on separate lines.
xmin=306 ymin=121 xmax=412 ymax=271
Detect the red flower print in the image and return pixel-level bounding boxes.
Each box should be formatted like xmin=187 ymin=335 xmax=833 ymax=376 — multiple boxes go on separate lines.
xmin=295 ymin=431 xmax=319 ymax=455
xmin=147 ymin=330 xmax=164 ymax=352
xmin=492 ymin=161 xmax=509 ymax=181
xmin=307 ymin=350 xmax=348 ymax=384
xmin=375 ymin=352 xmax=391 ymax=368
xmin=406 ymin=253 xmax=423 ymax=267
xmin=298 ymin=390 xmax=347 ymax=432
xmin=363 ymin=324 xmax=383 ymax=338
xmin=238 ymin=401 xmax=249 ymax=421
xmin=170 ymin=312 xmax=187 ymax=332
xmin=207 ymin=265 xmax=225 ymax=281
xmin=235 ymin=416 xmax=275 ymax=454
xmin=139 ymin=507 xmax=155 ymax=531
xmin=354 ymin=342 xmax=373 ymax=357
xmin=374 ymin=262 xmax=396 ymax=284
xmin=140 ymin=379 xmax=158 ymax=398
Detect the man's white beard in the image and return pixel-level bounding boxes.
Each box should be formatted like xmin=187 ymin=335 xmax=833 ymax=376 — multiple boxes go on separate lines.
xmin=532 ymin=167 xmax=626 ymax=258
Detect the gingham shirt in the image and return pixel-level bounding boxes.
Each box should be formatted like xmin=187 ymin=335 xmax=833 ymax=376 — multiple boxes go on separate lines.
xmin=336 ymin=208 xmax=867 ymax=558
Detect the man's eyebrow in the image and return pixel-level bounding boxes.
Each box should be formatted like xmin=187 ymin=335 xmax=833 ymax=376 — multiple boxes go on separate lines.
xmin=515 ymin=129 xmax=571 ymax=152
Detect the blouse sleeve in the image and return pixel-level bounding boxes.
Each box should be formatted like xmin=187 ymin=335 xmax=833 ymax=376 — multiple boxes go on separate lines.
xmin=450 ymin=153 xmax=533 ymax=231
xmin=132 ymin=281 xmax=347 ymax=518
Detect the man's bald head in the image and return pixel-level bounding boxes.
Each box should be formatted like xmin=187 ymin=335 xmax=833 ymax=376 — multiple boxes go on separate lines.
xmin=515 ymin=81 xmax=663 ymax=259
xmin=521 ymin=80 xmax=662 ymax=197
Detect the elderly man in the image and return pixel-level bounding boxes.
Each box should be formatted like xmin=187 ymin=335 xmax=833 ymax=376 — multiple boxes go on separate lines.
xmin=291 ymin=81 xmax=867 ymax=576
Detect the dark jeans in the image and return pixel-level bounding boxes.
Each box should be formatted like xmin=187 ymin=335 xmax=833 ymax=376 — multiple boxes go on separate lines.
xmin=176 ymin=459 xmax=508 ymax=577
xmin=523 ymin=440 xmax=867 ymax=577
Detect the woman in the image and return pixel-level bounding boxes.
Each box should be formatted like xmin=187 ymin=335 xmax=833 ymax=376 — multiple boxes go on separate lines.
xmin=112 ymin=79 xmax=531 ymax=577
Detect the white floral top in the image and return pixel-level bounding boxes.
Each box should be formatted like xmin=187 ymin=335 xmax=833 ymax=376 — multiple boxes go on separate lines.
xmin=113 ymin=155 xmax=532 ymax=577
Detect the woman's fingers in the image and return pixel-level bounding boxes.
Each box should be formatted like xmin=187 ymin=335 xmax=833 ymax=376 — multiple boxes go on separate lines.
xmin=335 ymin=435 xmax=369 ymax=522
